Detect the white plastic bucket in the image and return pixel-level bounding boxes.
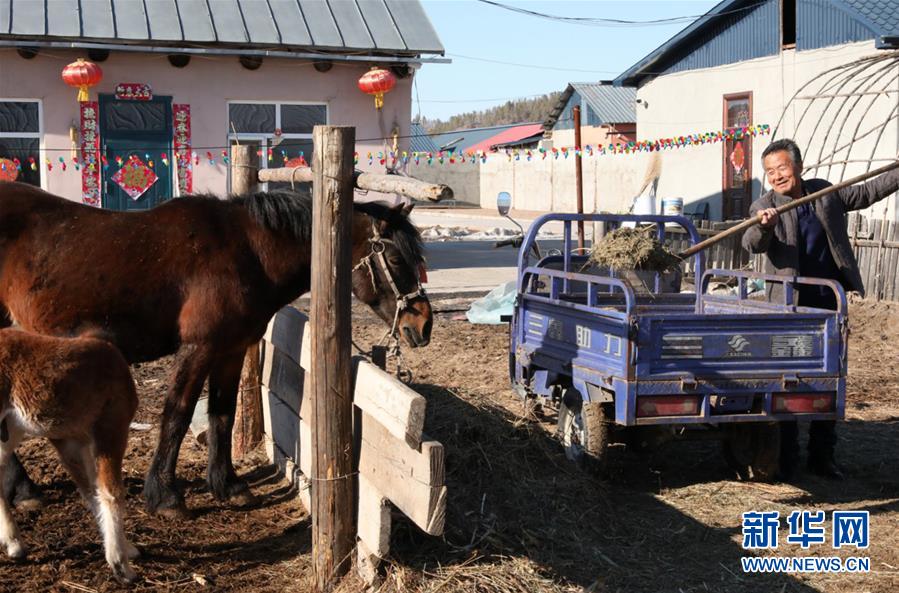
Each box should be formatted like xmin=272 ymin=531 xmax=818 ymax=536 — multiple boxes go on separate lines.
xmin=624 ymin=193 xmax=656 ymax=228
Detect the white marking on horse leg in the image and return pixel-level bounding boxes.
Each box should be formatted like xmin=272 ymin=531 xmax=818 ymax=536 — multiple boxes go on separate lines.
xmin=95 ymin=485 xmax=136 ymax=583
xmin=0 ymin=437 xmax=26 ymax=559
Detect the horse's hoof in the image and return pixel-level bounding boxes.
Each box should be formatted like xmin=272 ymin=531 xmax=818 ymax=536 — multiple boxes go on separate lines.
xmin=14 ymin=497 xmax=43 ymax=514
xmin=155 ymin=505 xmax=194 ymax=521
xmin=112 ymin=561 xmax=138 ymax=585
xmin=6 ymin=541 xmax=27 ymax=560
xmin=229 ymin=490 xmax=261 ymax=508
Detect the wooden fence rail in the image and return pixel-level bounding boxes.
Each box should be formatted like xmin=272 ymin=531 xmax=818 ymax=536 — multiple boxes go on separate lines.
xmin=260 ymin=306 xmax=446 ymax=584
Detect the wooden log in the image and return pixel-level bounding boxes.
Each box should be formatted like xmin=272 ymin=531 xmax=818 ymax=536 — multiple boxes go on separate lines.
xmin=258 ymin=166 xmax=453 ymax=202
xmin=231 ymin=144 xmax=264 ymax=458
xmin=310 ymin=125 xmax=356 ymax=589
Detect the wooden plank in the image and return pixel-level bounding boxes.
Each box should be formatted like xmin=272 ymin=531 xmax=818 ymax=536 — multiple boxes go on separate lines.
xmin=354 ymin=360 xmax=426 ymax=447
xmin=264 ymin=306 xmax=310 ymax=369
xmin=262 ymin=341 xmax=309 ymax=419
xmin=266 ymin=435 xmax=311 ymax=511
xmin=356 ymin=473 xmax=391 ymax=558
xmin=263 ymin=387 xmax=300 ymax=464
xmin=358 ymin=411 xmax=446 ymax=536
xmin=265 ymin=309 xmax=428 ymax=443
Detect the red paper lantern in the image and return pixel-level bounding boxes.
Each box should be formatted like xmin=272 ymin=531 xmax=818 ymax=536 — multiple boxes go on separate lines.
xmin=357 ymin=67 xmax=396 ymax=110
xmin=62 ymin=58 xmax=103 ymax=102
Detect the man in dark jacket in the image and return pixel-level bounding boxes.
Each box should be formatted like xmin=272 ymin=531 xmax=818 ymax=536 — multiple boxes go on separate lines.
xmin=743 ymin=138 xmax=899 ymax=480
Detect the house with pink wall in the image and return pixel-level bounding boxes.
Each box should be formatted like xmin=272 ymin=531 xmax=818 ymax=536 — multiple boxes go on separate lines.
xmin=0 ymin=0 xmax=444 ymax=210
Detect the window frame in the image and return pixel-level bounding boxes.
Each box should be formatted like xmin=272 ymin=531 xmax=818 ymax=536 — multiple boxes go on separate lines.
xmin=0 ymin=98 xmax=44 ymax=189
xmin=226 ymin=100 xmax=328 ymax=192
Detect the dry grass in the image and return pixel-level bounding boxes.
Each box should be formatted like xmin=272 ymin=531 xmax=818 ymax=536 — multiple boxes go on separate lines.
xmin=588 ymin=226 xmax=681 ymax=272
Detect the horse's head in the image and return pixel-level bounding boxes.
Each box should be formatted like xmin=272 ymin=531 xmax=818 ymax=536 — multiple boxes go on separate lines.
xmin=351 ymin=202 xmax=432 ymax=348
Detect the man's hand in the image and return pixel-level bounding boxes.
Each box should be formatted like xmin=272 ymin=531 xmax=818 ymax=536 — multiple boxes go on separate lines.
xmin=758 ymin=207 xmax=779 ymax=229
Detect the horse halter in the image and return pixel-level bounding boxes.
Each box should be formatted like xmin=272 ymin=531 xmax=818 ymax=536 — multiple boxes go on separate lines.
xmin=353 ymin=220 xmax=426 ymax=342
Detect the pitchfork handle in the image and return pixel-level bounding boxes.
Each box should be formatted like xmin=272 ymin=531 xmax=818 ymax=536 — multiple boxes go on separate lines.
xmin=678 ymin=159 xmax=899 ymax=259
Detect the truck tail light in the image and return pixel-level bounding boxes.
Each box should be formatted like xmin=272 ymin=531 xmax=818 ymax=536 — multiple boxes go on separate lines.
xmin=637 ymin=395 xmax=701 ymax=418
xmin=773 ymin=393 xmax=834 ymax=414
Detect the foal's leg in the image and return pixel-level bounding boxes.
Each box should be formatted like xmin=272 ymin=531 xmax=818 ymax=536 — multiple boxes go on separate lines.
xmin=207 ymin=351 xmax=257 ymax=505
xmin=144 ymin=344 xmax=212 ymax=519
xmin=0 ymin=430 xmax=26 ymax=559
xmin=51 ymin=438 xmax=97 ymax=511
xmin=94 ymin=414 xmax=138 ymax=583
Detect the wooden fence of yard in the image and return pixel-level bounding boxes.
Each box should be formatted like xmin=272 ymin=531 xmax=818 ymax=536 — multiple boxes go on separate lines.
xmin=261 ymin=305 xmax=446 ymax=584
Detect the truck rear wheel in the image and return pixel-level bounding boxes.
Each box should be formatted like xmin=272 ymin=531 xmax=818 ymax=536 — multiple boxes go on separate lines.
xmin=722 ymin=423 xmax=781 ymax=482
xmin=557 ymin=391 xmax=614 ymax=474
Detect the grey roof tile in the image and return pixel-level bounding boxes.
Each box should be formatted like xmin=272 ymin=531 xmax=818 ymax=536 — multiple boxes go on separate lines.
xmin=112 ymin=0 xmax=150 ymax=41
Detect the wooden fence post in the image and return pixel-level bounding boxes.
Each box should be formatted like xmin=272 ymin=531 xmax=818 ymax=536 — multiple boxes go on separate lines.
xmin=231 ymin=144 xmax=265 ymax=458
xmin=310 ymin=125 xmax=356 ymax=590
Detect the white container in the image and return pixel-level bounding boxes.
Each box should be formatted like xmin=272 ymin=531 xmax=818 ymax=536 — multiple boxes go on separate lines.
xmin=661 ymin=197 xmax=684 ymax=227
xmin=624 ymin=193 xmax=656 ymax=228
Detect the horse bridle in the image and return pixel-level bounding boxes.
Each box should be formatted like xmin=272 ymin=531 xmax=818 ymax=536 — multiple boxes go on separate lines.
xmin=353 ymin=220 xmax=426 ymax=343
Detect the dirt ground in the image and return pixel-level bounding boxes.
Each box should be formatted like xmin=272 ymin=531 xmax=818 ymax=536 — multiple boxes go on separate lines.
xmin=4 ymin=299 xmax=899 ymax=593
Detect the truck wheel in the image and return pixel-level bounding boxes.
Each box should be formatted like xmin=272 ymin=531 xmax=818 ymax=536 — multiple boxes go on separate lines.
xmin=557 ymin=392 xmax=614 ymax=474
xmin=722 ymin=423 xmax=781 ymax=482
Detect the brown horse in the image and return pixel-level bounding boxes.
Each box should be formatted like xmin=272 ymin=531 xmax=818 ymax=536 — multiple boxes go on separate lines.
xmin=0 ymin=329 xmax=139 ymax=583
xmin=0 ymin=181 xmax=432 ymax=518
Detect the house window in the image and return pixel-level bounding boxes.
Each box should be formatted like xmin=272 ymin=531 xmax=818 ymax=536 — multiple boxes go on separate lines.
xmin=782 ymin=0 xmax=796 ymax=48
xmin=722 ymin=93 xmax=752 ymax=220
xmin=227 ymin=102 xmax=327 ymax=192
xmin=0 ymin=100 xmax=41 ymax=187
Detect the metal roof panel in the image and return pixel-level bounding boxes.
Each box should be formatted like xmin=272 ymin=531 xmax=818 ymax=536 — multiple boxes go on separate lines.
xmin=144 ymin=0 xmax=183 ymax=41
xmin=240 ymin=0 xmax=281 ymax=44
xmin=298 ymin=0 xmax=343 ymax=47
xmin=572 ymin=83 xmax=636 ymax=124
xmin=409 ymin=122 xmax=440 ymax=153
xmin=328 ymin=0 xmax=373 ymax=50
xmin=356 ymin=0 xmax=405 ymax=50
xmin=111 ymin=0 xmax=149 ymax=40
xmin=10 ymin=0 xmax=45 ymax=35
xmin=208 ymin=0 xmax=247 ymax=43
xmin=80 ymin=0 xmax=116 ymax=39
xmin=46 ymin=0 xmax=81 ymax=38
xmin=384 ymin=0 xmax=443 ymax=53
xmin=177 ymin=0 xmax=217 ymax=42
xmin=1 ymin=0 xmax=443 ymax=56
xmin=267 ymin=0 xmax=312 ymax=46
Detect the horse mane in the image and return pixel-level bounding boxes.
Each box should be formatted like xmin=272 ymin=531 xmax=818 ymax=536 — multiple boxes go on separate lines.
xmin=232 ymin=190 xmax=424 ymax=267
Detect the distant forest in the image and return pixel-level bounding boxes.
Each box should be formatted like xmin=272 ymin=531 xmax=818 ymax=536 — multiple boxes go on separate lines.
xmin=419 ymin=93 xmax=561 ymax=134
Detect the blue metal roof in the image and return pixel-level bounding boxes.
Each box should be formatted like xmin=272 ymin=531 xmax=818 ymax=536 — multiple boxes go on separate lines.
xmin=409 ymin=122 xmax=440 ymax=153
xmin=430 ymin=123 xmax=536 ymax=153
xmin=615 ymin=0 xmax=899 ymax=88
xmin=0 ymin=0 xmax=444 ymax=57
xmin=544 ymin=83 xmax=635 ymax=131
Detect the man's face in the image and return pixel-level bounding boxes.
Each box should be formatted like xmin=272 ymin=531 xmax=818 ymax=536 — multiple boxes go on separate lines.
xmin=763 ymin=150 xmax=802 ymax=198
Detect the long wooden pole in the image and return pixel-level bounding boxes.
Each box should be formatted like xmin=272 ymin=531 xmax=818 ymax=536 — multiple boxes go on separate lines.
xmin=258 ymin=166 xmax=453 ymax=202
xmin=310 ymin=125 xmax=356 ymax=590
xmin=574 ymin=105 xmax=585 ymax=250
xmin=679 ymin=159 xmax=899 ymax=258
xmin=230 ymin=144 xmax=264 ymax=458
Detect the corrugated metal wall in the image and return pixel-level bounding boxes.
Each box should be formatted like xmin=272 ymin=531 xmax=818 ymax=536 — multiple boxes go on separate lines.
xmin=656 ymin=0 xmax=780 ymax=77
xmin=797 ymin=0 xmax=878 ymax=50
xmin=554 ymin=91 xmax=602 ymax=131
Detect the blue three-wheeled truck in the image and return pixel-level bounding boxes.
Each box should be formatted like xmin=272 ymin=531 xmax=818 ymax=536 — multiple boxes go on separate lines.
xmin=501 ymin=205 xmax=847 ymax=480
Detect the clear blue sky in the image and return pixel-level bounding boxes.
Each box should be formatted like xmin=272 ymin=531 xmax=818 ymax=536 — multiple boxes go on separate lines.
xmin=415 ymin=0 xmax=719 ymax=121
